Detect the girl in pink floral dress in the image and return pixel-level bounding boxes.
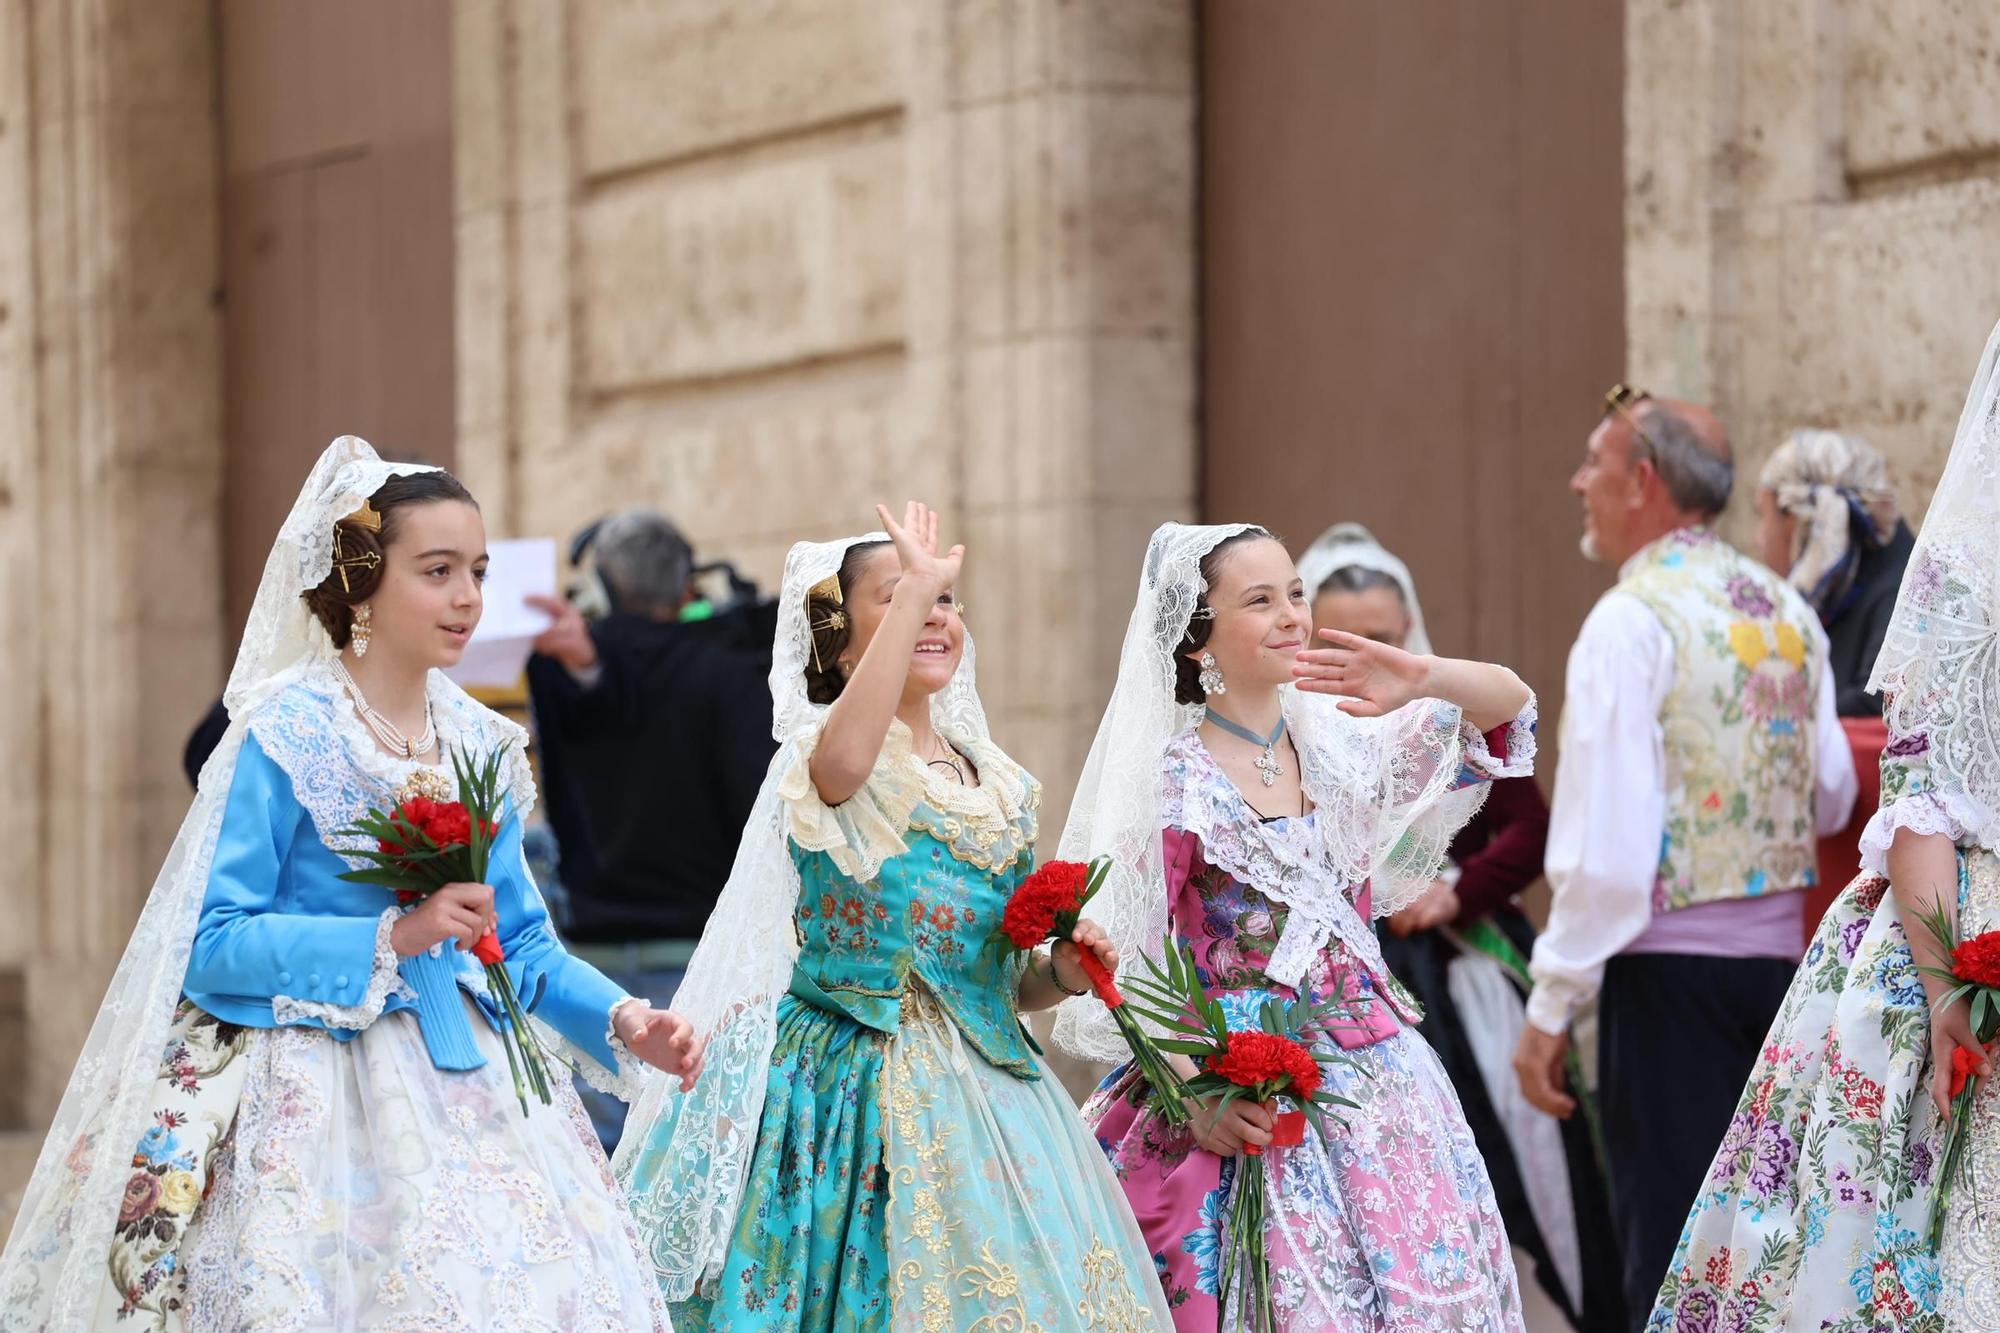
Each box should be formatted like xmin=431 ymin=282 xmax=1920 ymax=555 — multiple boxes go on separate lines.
xmin=1056 ymin=523 xmax=1537 ymax=1331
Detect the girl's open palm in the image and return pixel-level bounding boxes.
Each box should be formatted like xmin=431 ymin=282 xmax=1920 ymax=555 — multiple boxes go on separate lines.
xmin=876 ymin=501 xmax=964 ymax=598
xmin=1293 ymin=629 xmax=1432 ymax=716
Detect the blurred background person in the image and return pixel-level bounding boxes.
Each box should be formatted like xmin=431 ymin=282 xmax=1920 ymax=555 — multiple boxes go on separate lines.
xmin=1299 ymin=522 xmax=1623 ymax=1333
xmin=527 ymin=509 xmax=776 ymax=1149
xmin=1753 ymin=430 xmax=1914 ymax=716
xmin=1517 ymin=393 xmax=1858 ymax=1329
xmin=1755 ymin=431 xmax=1917 ymax=941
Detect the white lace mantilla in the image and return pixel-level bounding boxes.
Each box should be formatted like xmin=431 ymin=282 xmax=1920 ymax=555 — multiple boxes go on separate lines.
xmin=245 ymin=653 xmax=538 ymax=861
xmin=270 ymin=909 xmax=414 ymax=1029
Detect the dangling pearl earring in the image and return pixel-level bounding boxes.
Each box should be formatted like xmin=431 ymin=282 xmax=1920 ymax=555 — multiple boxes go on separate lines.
xmin=352 ymin=603 xmax=373 ymax=658
xmin=1198 ymin=651 xmax=1225 ymax=696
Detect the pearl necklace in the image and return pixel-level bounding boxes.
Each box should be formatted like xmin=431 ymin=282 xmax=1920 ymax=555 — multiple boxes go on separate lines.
xmin=332 ymin=658 xmax=437 ymax=760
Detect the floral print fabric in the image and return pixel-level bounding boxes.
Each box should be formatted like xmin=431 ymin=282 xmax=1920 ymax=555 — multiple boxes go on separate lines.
xmin=90 ymin=1002 xmax=254 ymax=1331
xmin=1085 ymin=733 xmax=1522 ymax=1331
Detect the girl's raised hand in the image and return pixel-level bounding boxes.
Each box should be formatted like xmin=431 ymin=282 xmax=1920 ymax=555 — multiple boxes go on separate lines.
xmin=876 ymin=501 xmax=964 ymax=600
xmin=1293 ymin=628 xmax=1432 ymax=717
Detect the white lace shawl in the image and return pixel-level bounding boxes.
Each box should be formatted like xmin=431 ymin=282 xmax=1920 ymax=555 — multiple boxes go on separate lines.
xmin=1865 ymin=316 xmax=2000 ymax=864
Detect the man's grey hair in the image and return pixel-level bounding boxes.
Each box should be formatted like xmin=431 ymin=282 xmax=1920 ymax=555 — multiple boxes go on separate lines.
xmin=594 ymin=509 xmax=694 ymax=616
xmin=1635 ymin=404 xmax=1733 ymax=516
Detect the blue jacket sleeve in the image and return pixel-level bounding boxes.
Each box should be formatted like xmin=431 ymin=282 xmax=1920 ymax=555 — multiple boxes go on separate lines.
xmin=489 ymin=808 xmax=629 ymax=1070
xmin=184 ymin=735 xmax=390 ymax=1019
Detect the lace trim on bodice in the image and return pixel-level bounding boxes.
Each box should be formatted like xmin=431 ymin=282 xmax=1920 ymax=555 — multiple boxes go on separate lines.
xmin=780 ymin=717 xmax=1040 ymax=881
xmin=244 ymin=655 xmax=537 ymax=864
xmin=1161 ymin=730 xmax=1395 ymax=990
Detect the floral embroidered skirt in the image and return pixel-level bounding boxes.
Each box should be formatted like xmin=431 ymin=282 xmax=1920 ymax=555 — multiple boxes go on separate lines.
xmin=96 ymin=997 xmax=669 ymax=1332
xmin=1087 ymin=1014 xmax=1523 ymax=1332
xmin=664 ymin=987 xmax=1173 ymax=1332
xmin=1645 ymin=854 xmax=2000 ymax=1333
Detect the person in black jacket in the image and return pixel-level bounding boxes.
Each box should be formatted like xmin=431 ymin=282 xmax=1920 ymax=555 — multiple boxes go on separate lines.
xmin=1754 ymin=430 xmax=1915 ymax=716
xmin=527 ymin=509 xmax=776 ymax=1148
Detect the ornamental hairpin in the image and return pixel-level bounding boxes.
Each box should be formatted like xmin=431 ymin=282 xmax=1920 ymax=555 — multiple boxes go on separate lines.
xmin=330 ymin=528 xmax=384 ymax=588
xmin=807 ymin=573 xmax=847 ymax=672
xmin=343 ymin=498 xmax=383 ymax=532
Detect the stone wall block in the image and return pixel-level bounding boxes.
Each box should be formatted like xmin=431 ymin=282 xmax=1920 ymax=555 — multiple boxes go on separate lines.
xmin=1049 ymin=0 xmax=1193 ymax=95
xmin=950 ymin=96 xmax=1052 ymax=341
xmin=575 ymin=0 xmax=905 ymax=175
xmin=1844 ymin=0 xmax=2000 ymax=177
xmin=578 ymin=135 xmax=907 ymax=389
xmin=947 ymin=0 xmax=1049 ymax=105
xmin=1047 ymin=92 xmax=1193 ymax=337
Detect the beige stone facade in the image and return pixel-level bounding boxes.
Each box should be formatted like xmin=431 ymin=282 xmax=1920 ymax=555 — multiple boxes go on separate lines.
xmin=5 ymin=0 xmax=2000 ymax=1242
xmin=452 ymin=0 xmax=1199 ymax=830
xmin=0 ymin=0 xmax=225 ymax=1231
xmin=1626 ymin=0 xmax=2000 ymax=535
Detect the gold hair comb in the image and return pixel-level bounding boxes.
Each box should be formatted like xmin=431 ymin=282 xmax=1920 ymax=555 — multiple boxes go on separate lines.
xmin=331 ymin=527 xmax=384 ymax=593
xmin=807 ymin=573 xmax=847 ymax=673
xmin=343 ymin=498 xmax=383 ymax=532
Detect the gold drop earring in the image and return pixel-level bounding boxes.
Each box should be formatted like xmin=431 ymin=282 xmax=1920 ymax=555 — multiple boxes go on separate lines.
xmin=352 ymin=603 xmax=373 ymax=658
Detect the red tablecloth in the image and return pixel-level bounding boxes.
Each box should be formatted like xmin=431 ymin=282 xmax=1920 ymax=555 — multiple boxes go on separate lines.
xmin=1804 ymin=715 xmax=1889 ymax=942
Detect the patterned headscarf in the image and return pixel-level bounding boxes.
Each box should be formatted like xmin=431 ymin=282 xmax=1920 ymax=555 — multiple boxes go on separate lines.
xmin=1758 ymin=430 xmax=1901 ymax=621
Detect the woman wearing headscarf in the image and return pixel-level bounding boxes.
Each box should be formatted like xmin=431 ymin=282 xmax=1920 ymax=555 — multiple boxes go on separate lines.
xmin=1754 ymin=431 xmax=1916 ymax=716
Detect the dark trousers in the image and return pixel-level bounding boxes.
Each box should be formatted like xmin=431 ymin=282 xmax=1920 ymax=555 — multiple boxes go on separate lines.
xmin=1599 ymin=952 xmax=1794 ymax=1332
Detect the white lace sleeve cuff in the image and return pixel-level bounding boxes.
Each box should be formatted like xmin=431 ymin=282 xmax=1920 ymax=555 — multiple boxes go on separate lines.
xmin=533 ymin=999 xmax=658 ymax=1104
xmin=1459 ymin=696 xmax=1538 ymax=781
xmin=1857 ymin=791 xmax=1995 ymax=876
xmin=271 ymin=909 xmax=415 ymax=1029
xmin=776 ymin=720 xmax=921 ymax=882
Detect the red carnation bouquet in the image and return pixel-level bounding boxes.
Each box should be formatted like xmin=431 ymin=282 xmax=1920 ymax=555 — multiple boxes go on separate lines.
xmin=338 ymin=745 xmax=552 ymax=1115
xmin=1913 ymin=899 xmax=2000 ymax=1249
xmin=996 ymin=857 xmax=1191 ymax=1125
xmin=1123 ymin=935 xmax=1365 ymax=1333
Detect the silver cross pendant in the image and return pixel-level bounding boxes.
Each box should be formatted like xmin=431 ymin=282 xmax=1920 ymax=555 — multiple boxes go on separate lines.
xmin=1254 ymin=745 xmax=1284 ymax=787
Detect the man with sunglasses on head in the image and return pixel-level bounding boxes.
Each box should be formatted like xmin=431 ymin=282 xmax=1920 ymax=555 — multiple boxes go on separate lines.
xmin=1512 ymin=388 xmax=1858 ymax=1329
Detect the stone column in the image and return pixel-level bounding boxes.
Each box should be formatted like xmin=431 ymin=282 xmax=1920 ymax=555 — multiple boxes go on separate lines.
xmin=453 ymin=0 xmax=1197 ymax=828
xmin=1626 ymin=0 xmax=2000 ymax=529
xmin=0 ymin=0 xmax=223 ymax=1232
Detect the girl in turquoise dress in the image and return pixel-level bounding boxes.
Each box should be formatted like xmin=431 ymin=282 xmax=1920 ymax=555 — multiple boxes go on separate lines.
xmin=616 ymin=504 xmax=1174 ymax=1331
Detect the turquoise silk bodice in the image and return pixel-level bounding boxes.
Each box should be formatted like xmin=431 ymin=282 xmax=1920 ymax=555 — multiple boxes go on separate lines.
xmin=780 ymin=719 xmax=1044 ymax=1077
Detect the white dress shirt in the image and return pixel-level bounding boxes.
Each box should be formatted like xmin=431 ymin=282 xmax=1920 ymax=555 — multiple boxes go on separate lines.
xmin=1525 ymin=589 xmax=1860 ymax=1035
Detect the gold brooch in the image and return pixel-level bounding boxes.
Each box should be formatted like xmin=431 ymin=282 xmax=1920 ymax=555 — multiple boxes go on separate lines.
xmin=392 ymin=768 xmax=453 ymax=805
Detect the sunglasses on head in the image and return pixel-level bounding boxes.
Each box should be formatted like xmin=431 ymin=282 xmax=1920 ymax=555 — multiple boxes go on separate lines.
xmin=1603 ymin=382 xmax=1664 ymax=459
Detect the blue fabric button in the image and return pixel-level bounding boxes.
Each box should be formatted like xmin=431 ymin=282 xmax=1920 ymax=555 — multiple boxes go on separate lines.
xmin=336 ymin=975 xmax=350 ymax=989
xmin=277 ymin=970 xmax=292 ymax=986
xmin=308 ymin=973 xmax=322 ymax=988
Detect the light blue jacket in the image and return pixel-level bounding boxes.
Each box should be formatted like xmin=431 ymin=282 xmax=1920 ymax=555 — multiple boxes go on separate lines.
xmin=185 ymin=730 xmax=626 ymax=1074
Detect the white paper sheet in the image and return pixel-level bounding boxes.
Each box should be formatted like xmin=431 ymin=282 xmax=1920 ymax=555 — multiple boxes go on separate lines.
xmin=444 ymin=537 xmax=557 ymax=688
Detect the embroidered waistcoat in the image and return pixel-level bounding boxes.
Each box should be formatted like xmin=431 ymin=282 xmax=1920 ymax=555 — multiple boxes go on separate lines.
xmin=1616 ymin=527 xmax=1823 ymax=910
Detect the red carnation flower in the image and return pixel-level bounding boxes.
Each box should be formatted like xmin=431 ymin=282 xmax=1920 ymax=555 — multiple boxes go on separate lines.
xmin=1950 ymin=1046 xmax=1981 ymax=1100
xmin=1952 ymin=930 xmax=2000 ymax=988
xmin=1000 ymin=860 xmax=1091 ymax=949
xmin=1204 ymin=1030 xmax=1323 ymax=1100
xmin=422 ymin=802 xmax=474 ymax=850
